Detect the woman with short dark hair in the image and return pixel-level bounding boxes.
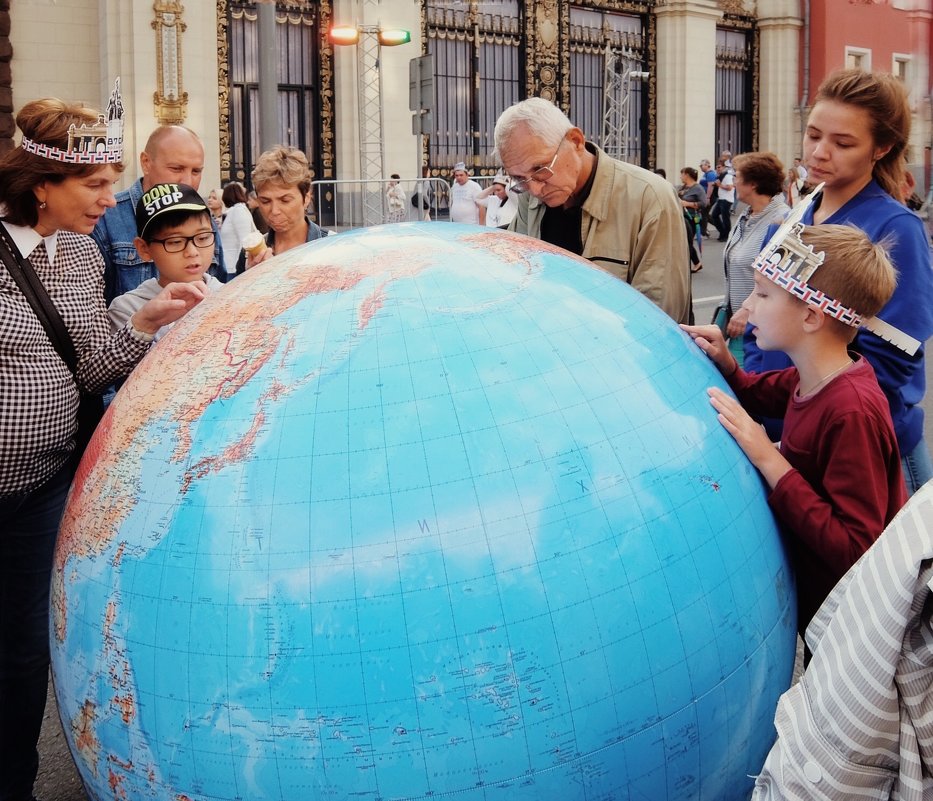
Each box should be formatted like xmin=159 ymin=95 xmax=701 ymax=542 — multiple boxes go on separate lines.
xmin=722 ymin=151 xmax=790 ymax=363
xmin=219 ymin=180 xmax=256 ymax=277
xmin=679 ymin=166 xmax=707 ymax=274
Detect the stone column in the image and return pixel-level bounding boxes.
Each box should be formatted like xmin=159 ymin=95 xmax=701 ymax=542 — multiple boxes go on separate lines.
xmin=0 ymin=0 xmax=11 ymax=154
xmin=654 ymin=0 xmax=722 ymax=174
xmin=907 ymin=0 xmax=932 ymax=195
xmin=757 ymin=0 xmax=803 ymax=166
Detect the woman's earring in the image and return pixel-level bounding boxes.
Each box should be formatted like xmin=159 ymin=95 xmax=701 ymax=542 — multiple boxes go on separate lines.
xmin=39 ymin=202 xmax=47 ymax=209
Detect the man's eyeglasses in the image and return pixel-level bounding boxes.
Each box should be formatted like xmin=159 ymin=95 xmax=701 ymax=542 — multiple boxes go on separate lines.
xmin=149 ymin=231 xmax=215 ymax=253
xmin=509 ymin=138 xmax=566 ymax=194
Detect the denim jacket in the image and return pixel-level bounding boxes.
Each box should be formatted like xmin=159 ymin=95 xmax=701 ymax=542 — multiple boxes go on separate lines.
xmin=92 ymin=179 xmax=226 ymax=304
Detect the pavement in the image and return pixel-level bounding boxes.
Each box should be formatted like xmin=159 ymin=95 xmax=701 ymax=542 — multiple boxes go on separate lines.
xmin=34 ymin=232 xmax=933 ymax=800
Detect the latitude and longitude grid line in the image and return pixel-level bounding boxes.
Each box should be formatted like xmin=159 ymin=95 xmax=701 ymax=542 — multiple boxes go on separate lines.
xmin=95 ymin=237 xmax=785 ymax=794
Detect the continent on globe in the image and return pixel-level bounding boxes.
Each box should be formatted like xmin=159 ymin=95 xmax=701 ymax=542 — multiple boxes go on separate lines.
xmin=52 ymin=223 xmax=796 ymax=801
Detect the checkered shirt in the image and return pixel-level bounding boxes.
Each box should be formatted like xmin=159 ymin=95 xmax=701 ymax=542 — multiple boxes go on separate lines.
xmin=0 ymin=227 xmax=151 ymax=496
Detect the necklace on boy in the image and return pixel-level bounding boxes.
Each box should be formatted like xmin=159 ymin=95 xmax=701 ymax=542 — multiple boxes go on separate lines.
xmin=799 ymin=358 xmax=853 ymax=398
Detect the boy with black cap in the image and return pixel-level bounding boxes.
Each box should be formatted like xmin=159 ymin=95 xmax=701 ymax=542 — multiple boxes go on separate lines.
xmin=108 ymin=183 xmax=224 ymax=340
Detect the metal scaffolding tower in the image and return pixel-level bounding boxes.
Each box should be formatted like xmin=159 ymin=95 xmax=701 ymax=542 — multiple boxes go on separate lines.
xmin=601 ymin=44 xmax=649 ymax=163
xmin=357 ymin=25 xmax=385 ymax=227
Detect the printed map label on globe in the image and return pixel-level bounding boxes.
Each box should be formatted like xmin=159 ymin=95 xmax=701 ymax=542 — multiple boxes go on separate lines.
xmin=52 ymin=223 xmax=795 ymax=800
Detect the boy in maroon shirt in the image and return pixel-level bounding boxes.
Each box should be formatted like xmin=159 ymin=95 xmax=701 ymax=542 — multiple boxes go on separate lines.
xmin=683 ymin=220 xmax=907 ymax=635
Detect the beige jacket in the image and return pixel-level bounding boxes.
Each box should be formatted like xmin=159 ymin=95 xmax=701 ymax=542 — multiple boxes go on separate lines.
xmin=508 ymin=144 xmax=691 ymax=324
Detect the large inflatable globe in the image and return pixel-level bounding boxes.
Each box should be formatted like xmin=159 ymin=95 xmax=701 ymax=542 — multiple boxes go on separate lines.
xmin=52 ymin=223 xmax=795 ymax=800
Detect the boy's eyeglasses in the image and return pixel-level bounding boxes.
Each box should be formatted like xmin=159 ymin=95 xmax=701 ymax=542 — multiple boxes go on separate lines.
xmin=509 ymin=138 xmax=566 ymax=194
xmin=149 ymin=231 xmax=215 ymax=253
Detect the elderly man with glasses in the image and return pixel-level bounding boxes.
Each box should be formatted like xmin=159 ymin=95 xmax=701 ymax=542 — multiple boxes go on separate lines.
xmin=494 ymin=98 xmax=691 ymax=324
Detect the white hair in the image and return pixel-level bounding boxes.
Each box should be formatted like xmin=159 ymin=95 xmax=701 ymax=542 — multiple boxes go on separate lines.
xmin=493 ymin=98 xmax=573 ymax=160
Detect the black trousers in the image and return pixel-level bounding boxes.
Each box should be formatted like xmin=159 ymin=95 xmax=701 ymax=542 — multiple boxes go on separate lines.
xmin=0 ymin=464 xmax=71 ymax=801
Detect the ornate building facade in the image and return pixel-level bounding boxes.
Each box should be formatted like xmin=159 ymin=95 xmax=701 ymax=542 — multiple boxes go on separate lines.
xmin=4 ymin=0 xmax=930 ymax=193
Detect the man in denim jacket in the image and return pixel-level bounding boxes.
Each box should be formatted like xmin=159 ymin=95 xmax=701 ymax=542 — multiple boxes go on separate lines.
xmin=93 ymin=125 xmax=226 ymax=303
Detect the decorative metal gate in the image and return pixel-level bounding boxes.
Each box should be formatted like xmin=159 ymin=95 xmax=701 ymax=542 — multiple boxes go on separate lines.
xmin=568 ymin=6 xmax=648 ymax=166
xmin=219 ymin=0 xmax=334 ymax=187
xmin=424 ymin=0 xmax=522 ymax=176
xmin=715 ymin=22 xmax=757 ymax=158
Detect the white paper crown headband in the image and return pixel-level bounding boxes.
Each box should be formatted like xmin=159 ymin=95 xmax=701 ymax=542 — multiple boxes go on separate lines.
xmin=752 ymin=184 xmax=921 ymax=356
xmin=21 ymin=77 xmax=124 ymax=165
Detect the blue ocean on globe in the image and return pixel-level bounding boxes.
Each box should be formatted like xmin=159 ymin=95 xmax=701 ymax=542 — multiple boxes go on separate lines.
xmin=51 ymin=223 xmax=796 ymax=800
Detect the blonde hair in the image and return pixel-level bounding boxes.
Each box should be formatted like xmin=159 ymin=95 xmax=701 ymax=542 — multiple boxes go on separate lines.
xmin=812 ymin=70 xmax=910 ymax=200
xmin=800 ymin=224 xmax=897 ymax=322
xmin=251 ymin=146 xmax=312 ymax=195
xmin=0 ymin=97 xmax=125 ymax=226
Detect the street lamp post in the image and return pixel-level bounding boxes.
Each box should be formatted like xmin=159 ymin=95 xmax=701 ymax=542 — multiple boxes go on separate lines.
xmin=331 ymin=24 xmax=411 ymax=227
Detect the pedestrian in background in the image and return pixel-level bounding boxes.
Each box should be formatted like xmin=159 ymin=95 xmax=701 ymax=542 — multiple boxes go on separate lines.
xmin=219 ymin=181 xmax=256 ymax=278
xmin=721 ymin=152 xmax=789 ymax=365
xmin=449 ymin=162 xmax=484 ymax=225
xmin=386 ymin=173 xmax=407 ymax=223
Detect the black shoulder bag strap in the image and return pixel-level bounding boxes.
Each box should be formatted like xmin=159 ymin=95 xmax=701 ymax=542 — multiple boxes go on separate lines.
xmin=0 ymin=224 xmax=79 ymax=374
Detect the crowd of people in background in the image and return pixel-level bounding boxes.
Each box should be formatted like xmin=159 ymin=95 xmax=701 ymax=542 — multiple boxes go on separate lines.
xmin=2 ymin=66 xmax=933 ymax=801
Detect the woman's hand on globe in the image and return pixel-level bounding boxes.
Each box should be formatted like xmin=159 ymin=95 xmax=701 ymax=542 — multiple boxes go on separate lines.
xmin=726 ymin=308 xmax=749 ymax=339
xmin=131 ymin=280 xmax=207 ymax=334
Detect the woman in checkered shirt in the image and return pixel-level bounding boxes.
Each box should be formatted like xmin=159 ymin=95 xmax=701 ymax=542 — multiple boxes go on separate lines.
xmin=0 ymin=95 xmax=206 ymax=801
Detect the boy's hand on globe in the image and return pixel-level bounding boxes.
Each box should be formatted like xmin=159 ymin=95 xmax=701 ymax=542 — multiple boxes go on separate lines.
xmin=131 ymin=280 xmax=207 ymax=334
xmin=679 ymin=324 xmax=737 ymax=376
xmin=707 ymin=387 xmax=791 ymax=488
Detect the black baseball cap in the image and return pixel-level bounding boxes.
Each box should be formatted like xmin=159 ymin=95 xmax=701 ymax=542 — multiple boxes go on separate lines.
xmin=135 ymin=183 xmax=209 ymax=238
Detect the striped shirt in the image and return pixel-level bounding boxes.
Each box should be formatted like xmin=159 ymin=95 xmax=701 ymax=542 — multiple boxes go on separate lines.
xmin=723 ymin=195 xmax=790 ymax=315
xmin=0 ymin=221 xmax=151 ymax=496
xmin=752 ymin=480 xmax=933 ymax=800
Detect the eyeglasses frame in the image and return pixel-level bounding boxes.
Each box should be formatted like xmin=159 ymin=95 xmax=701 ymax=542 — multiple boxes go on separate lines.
xmin=148 ymin=230 xmax=216 ymax=253
xmin=509 ymin=137 xmax=568 ymax=194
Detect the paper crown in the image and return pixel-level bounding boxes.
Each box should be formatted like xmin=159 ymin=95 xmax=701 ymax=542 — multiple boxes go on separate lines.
xmin=753 ymin=184 xmax=920 ymax=355
xmin=21 ymin=77 xmax=124 ymax=165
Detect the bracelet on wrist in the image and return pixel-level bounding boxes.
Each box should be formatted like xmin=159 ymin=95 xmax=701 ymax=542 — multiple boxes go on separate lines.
xmin=127 ymin=320 xmax=155 ymax=343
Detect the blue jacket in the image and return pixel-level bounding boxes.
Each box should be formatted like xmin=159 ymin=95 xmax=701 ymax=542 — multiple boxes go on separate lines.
xmin=745 ymin=180 xmax=933 ymax=454
xmin=92 ymin=179 xmax=226 ymax=304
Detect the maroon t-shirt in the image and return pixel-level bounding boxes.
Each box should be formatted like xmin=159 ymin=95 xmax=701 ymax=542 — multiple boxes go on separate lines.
xmin=728 ymin=355 xmax=907 ymax=632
